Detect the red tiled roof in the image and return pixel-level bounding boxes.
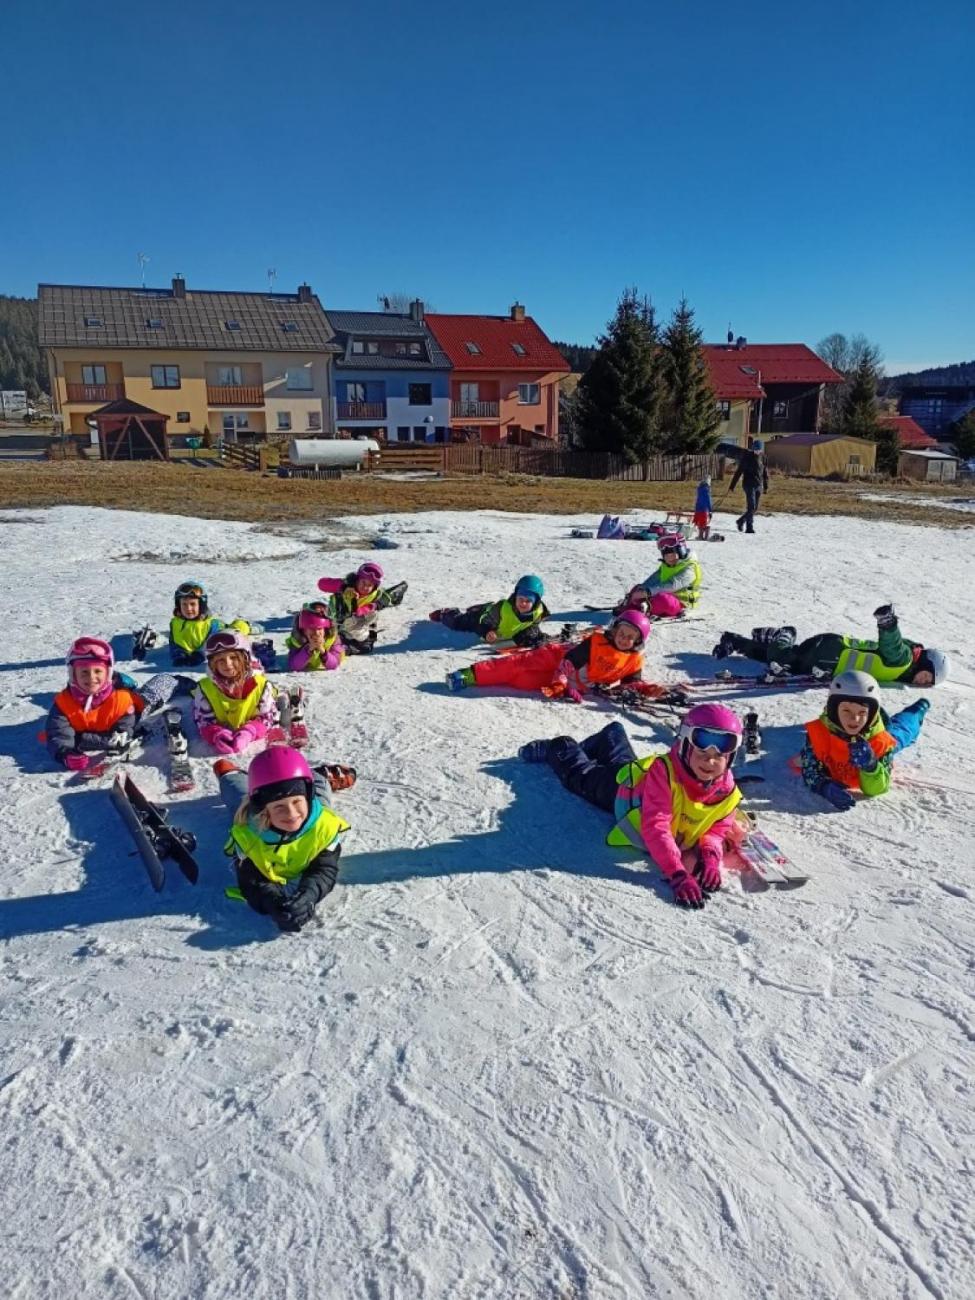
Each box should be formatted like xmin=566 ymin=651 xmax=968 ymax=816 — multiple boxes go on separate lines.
xmin=881 ymin=415 xmax=938 ymax=448
xmin=703 ymin=343 xmax=843 ymax=387
xmin=702 ymin=349 xmax=766 ymax=400
xmin=425 ymin=313 xmax=570 ymax=372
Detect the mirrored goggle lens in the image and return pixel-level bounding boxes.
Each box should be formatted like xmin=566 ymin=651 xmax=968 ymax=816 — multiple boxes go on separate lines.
xmin=179 ymin=586 xmax=203 ymax=597
xmin=690 ymin=727 xmax=738 ymax=755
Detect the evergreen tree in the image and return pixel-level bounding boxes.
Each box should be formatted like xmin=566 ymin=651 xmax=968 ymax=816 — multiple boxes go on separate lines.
xmin=841 ymin=358 xmax=899 ymax=472
xmin=0 ymin=295 xmax=47 ymax=398
xmin=575 ymin=288 xmax=664 ymax=467
xmin=949 ymin=409 xmax=975 ymax=461
xmin=659 ymin=298 xmax=721 ymax=454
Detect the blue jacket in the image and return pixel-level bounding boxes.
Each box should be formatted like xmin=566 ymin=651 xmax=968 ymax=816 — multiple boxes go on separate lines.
xmin=695 ymin=483 xmax=712 ymax=512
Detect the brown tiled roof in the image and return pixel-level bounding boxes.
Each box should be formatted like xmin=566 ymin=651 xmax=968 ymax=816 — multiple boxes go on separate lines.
xmin=38 ymin=282 xmax=339 ymax=352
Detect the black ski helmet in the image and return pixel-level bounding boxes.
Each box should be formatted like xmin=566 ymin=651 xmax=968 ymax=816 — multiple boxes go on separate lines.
xmin=174 ymin=581 xmax=208 ymax=617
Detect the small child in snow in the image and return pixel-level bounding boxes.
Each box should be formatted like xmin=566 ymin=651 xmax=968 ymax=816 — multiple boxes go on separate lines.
xmin=618 ymin=534 xmax=702 ymax=619
xmin=317 ymin=562 xmax=407 ymax=656
xmin=217 ymin=747 xmax=352 ymax=934
xmin=430 ymin=574 xmax=551 ymax=648
xmin=286 ymin=602 xmax=344 ymax=673
xmin=693 ymin=477 xmax=712 ymax=540
xmin=192 ymin=629 xmax=278 ymax=754
xmin=45 ymin=637 xmax=179 ymax=772
xmin=447 ymin=609 xmax=658 ymax=700
xmin=519 ymin=704 xmax=744 ymax=909
xmin=168 ymin=581 xmax=250 ymax=668
xmin=798 ymin=670 xmax=930 ymax=810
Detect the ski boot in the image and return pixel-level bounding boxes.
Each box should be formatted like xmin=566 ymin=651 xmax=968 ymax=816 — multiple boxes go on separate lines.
xmin=712 ymin=631 xmax=738 ymax=659
xmin=446 ymin=668 xmax=474 ymax=692
xmin=252 ymin=638 xmax=277 ymax=672
xmin=518 ymin=739 xmax=551 ymax=764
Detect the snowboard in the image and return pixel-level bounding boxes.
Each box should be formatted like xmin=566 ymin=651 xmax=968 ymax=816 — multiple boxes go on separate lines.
xmin=110 ymin=773 xmax=200 ymax=891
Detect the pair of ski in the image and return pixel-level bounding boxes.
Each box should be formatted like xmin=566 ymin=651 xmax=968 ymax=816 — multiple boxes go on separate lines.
xmin=110 ymin=772 xmax=200 ymax=892
xmin=732 ymin=714 xmax=807 ymax=888
xmin=591 ymin=683 xmax=690 ymax=718
xmin=687 ymin=670 xmax=828 ymax=692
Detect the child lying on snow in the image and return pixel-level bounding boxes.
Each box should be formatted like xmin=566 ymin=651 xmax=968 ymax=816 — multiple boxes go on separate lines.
xmin=445 ymin=610 xmax=662 ymax=700
xmin=617 ymin=534 xmax=702 ymax=619
xmin=519 ymin=706 xmax=745 ymax=910
xmin=317 ymin=562 xmax=407 ymax=656
xmin=168 ymin=580 xmax=250 ymax=667
xmin=798 ymin=670 xmax=930 ymax=810
xmin=430 ymin=574 xmax=550 ymax=648
xmin=192 ymin=629 xmax=278 ymax=754
xmin=286 ymin=602 xmax=344 ymax=673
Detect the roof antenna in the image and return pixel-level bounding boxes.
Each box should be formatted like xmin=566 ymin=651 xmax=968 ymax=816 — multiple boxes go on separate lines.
xmin=267 ymin=267 xmax=277 ymax=294
xmin=137 ymin=252 xmax=150 ymax=288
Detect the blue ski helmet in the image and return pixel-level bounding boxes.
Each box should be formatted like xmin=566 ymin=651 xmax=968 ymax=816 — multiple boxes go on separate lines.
xmin=514 ymin=574 xmax=544 ymax=604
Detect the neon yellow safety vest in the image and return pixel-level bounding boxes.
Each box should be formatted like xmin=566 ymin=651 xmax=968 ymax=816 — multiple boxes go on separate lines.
xmin=285 ymin=630 xmax=340 ymax=668
xmin=198 ymin=673 xmax=268 ymax=729
xmin=658 ymin=557 xmax=702 ymax=606
xmin=226 ymin=802 xmax=350 ymax=884
xmin=606 ymin=753 xmax=741 ymax=851
xmin=170 ymin=616 xmax=220 ymax=653
xmin=489 ymin=599 xmax=543 ymax=641
xmin=835 ymin=638 xmax=912 ymax=682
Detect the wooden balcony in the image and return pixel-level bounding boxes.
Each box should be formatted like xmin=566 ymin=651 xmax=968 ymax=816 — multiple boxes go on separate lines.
xmin=66 ymin=382 xmax=124 ymax=403
xmin=451 ymin=399 xmax=500 ymax=419
xmin=337 ymin=401 xmax=387 ymax=419
xmin=207 ymin=385 xmax=265 ymax=406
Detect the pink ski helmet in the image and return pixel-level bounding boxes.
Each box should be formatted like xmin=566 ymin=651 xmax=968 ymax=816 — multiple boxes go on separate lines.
xmin=356 ymin=561 xmax=384 ymax=589
xmin=247 ymin=745 xmax=314 ymax=813
xmin=657 ymin=532 xmax=689 ymax=560
xmin=608 ymin=609 xmax=652 ymax=649
xmin=297 ymin=602 xmax=334 ymax=632
xmin=67 ymin=636 xmax=114 ymax=672
xmin=676 ymin=702 xmax=742 ymax=760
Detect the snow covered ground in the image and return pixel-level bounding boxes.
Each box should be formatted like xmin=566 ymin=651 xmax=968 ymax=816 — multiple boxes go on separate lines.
xmin=0 ymin=502 xmax=973 ymax=1300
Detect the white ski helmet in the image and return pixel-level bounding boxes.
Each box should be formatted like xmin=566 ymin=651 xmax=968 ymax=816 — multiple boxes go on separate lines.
xmin=827 ymin=670 xmax=880 ymax=728
xmin=913 ymin=647 xmax=949 ymax=686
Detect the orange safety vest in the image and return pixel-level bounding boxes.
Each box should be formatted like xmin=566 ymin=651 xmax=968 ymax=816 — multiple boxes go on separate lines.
xmin=585 ymin=632 xmax=644 ymax=685
xmin=805 ymin=717 xmax=896 ymax=790
xmin=53 ymin=687 xmax=142 ymax=734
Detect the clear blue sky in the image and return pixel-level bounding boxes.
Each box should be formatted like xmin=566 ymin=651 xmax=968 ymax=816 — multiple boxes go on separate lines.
xmin=3 ymin=0 xmax=973 ymax=372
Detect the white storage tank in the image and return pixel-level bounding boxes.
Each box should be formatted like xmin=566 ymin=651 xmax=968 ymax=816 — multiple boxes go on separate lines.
xmin=287 ymin=438 xmax=379 ymax=468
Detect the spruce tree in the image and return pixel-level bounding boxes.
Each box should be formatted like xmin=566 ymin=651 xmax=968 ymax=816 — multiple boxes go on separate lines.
xmin=659 ymin=298 xmax=721 ymax=454
xmin=575 ymin=289 xmax=664 ymax=467
xmin=949 ymin=410 xmax=975 ymax=461
xmin=841 ymin=358 xmax=901 ymax=473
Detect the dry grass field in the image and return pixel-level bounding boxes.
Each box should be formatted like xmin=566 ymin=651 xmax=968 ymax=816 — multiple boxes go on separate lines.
xmin=0 ymin=461 xmax=971 ymax=529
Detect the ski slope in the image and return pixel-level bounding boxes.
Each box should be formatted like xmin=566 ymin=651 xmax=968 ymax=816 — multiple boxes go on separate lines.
xmin=0 ymin=502 xmax=972 ymax=1300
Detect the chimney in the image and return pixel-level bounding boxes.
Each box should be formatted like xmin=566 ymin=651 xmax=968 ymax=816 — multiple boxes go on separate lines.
xmin=172 ymin=275 xmax=186 ymax=299
xmin=727 ymin=327 xmax=734 ymax=345
xmin=510 ymin=302 xmax=526 ymax=323
xmin=410 ymin=298 xmax=424 ymax=323
xmin=735 ymin=335 xmax=747 ymax=349
xmin=297 ymin=282 xmax=313 ymax=303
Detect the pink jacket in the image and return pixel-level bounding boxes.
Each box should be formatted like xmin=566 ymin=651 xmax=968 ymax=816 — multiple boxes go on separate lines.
xmin=635 ymin=751 xmax=740 ymax=880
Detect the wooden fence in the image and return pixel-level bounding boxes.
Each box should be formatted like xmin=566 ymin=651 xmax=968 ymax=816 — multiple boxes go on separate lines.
xmin=373 ymin=444 xmax=724 ymax=480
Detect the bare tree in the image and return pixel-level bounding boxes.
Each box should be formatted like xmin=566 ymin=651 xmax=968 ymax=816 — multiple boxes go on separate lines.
xmin=817 ymin=332 xmax=884 ymax=432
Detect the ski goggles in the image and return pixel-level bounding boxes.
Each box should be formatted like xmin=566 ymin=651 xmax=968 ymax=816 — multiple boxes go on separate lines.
xmin=205 ymin=631 xmax=246 ymax=655
xmin=688 ymin=726 xmax=739 ymax=755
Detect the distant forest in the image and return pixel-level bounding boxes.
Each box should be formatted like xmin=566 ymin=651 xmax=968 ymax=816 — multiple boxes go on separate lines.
xmin=553 ymin=341 xmax=597 ymax=374
xmin=0 ymin=295 xmax=46 ymax=397
xmin=885 ymin=359 xmax=975 ymax=389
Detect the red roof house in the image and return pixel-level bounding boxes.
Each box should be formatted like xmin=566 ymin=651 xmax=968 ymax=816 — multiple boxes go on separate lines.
xmin=425 ymin=305 xmax=570 ymax=444
xmin=703 ymin=342 xmax=843 ymax=437
xmin=880 ymin=414 xmax=938 ymax=449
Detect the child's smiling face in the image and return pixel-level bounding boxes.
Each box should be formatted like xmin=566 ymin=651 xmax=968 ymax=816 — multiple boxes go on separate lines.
xmin=74 ymin=663 xmax=108 ymax=692
xmin=514 ymin=595 xmax=536 ymax=616
xmin=266 ymin=794 xmax=309 ymax=834
xmin=179 ymin=596 xmax=201 ymax=619
xmin=837 ymin=700 xmax=870 ymax=735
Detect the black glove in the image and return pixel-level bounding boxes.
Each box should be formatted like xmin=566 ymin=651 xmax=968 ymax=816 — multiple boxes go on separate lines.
xmin=281 ymin=889 xmax=317 ymax=929
xmin=270 ymin=905 xmax=302 ymax=934
xmin=873 ymin=604 xmax=897 ymax=630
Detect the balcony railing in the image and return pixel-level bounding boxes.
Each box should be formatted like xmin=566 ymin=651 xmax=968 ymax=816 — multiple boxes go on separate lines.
xmin=451 ymin=399 xmax=500 ymax=418
xmin=337 ymin=401 xmax=387 ymax=419
xmin=206 ymin=385 xmax=265 ymax=406
xmin=66 ymin=382 xmax=124 ymax=403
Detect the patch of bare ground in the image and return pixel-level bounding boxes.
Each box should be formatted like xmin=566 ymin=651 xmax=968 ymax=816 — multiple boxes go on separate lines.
xmin=0 ymin=461 xmax=970 ymax=529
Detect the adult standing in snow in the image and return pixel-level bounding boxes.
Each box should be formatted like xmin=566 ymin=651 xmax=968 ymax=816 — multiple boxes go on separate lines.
xmin=729 ymin=440 xmax=768 ymax=533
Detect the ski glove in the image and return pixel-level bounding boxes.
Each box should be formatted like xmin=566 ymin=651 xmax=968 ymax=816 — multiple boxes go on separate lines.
xmin=282 ymin=889 xmax=317 ymax=929
xmin=63 ymin=752 xmax=90 ymax=772
xmin=695 ymin=846 xmax=722 ymax=894
xmin=848 ymin=738 xmax=878 ymax=771
xmin=229 ymin=720 xmax=267 ymax=753
xmin=819 ymin=780 xmax=856 ymax=811
xmin=873 ymin=604 xmax=898 ymax=630
xmin=202 ymin=725 xmax=237 ymax=754
xmin=669 ymin=868 xmax=705 ymax=909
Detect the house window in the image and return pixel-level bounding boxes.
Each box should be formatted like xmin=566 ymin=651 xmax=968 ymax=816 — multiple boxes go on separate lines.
xmin=395 ymin=342 xmax=408 ymax=356
xmin=396 ymin=426 xmax=410 ymax=442
xmin=848 ymin=455 xmax=861 ymax=466
xmin=716 ymin=400 xmax=731 ymax=421
xmin=773 ymin=400 xmax=788 ymax=418
xmin=81 ymin=364 xmax=107 ymax=385
xmin=217 ymin=365 xmax=243 ymax=386
xmin=739 ymin=365 xmax=758 ymax=376
xmin=434 ymin=426 xmax=447 ymax=443
xmin=408 ymin=341 xmax=422 ymax=356
xmin=414 ymin=426 xmax=427 ymax=440
xmin=460 ymin=382 xmax=479 ymax=401
xmin=277 ymin=411 xmax=292 ymax=431
xmin=281 ymin=321 xmax=298 ymax=333
xmin=366 ymin=341 xmax=379 ymax=355
xmin=351 ymin=340 xmax=365 ymax=354
xmin=464 ymin=341 xmax=482 ymax=355
xmin=151 ymin=364 xmax=181 ymax=389
xmin=512 ymin=343 xmax=527 ymax=356
xmin=177 ymin=411 xmax=190 ymax=422
xmin=518 ymin=383 xmax=540 ymax=404
xmin=307 ymin=411 xmax=322 ymax=432
xmin=409 ymin=383 xmax=432 ymax=405
xmin=83 ymin=316 xmax=102 ymax=327
xmin=222 ymin=413 xmax=249 ymax=437
xmin=286 ymin=367 xmax=313 ymax=390
xmin=224 ymin=320 xmax=241 ymax=332
xmin=146 ymin=318 xmax=163 ymax=329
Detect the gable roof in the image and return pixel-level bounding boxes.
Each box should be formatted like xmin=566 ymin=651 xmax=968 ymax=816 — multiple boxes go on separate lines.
xmin=899 ymin=448 xmax=958 ymax=460
xmin=90 ymin=398 xmax=166 ymax=417
xmin=703 ymin=343 xmax=843 ymax=387
xmin=425 ymin=313 xmax=569 ymax=372
xmin=767 ymin=433 xmax=875 ymax=446
xmin=326 ymin=309 xmax=451 ymax=370
xmin=701 ymin=349 xmax=766 ymax=400
xmin=881 ymin=414 xmax=938 ymax=448
xmin=38 ymin=282 xmax=338 ymax=352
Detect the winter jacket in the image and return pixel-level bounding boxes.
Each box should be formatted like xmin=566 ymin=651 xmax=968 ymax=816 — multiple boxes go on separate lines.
xmin=695 ymin=483 xmax=712 ymax=513
xmin=834 ymin=623 xmax=924 ymax=683
xmin=730 ymin=450 xmax=768 ymax=493
xmin=169 ymin=615 xmax=224 ymax=664
xmin=479 ymin=596 xmax=550 ymax=646
xmin=192 ymin=673 xmax=278 ymax=733
xmin=800 ymin=710 xmax=897 ymax=797
xmin=562 ymin=631 xmax=643 ymax=689
xmin=608 ymin=748 xmax=741 ymax=880
xmin=45 ymin=682 xmax=142 ymax=765
xmin=642 ymin=554 xmax=702 ymax=606
xmin=285 ymin=617 xmax=343 ymax=672
xmin=317 ymin=574 xmax=405 ymax=618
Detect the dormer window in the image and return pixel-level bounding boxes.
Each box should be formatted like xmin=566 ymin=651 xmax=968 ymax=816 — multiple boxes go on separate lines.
xmin=465 ymin=341 xmax=482 ymax=355
xmin=351 ymin=340 xmax=364 ymax=354
xmin=146 ymin=318 xmax=163 ymax=329
xmin=739 ymin=365 xmax=758 ymax=376
xmin=280 ymin=321 xmax=298 ymax=333
xmin=84 ymin=316 xmax=102 ymax=328
xmin=511 ymin=342 xmax=527 ymax=356
xmin=225 ymin=320 xmax=241 ymax=331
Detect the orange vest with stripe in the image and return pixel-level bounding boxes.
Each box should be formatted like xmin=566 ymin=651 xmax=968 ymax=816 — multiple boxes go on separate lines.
xmin=585 ymin=632 xmax=644 ymax=685
xmin=53 ymin=687 xmax=141 ymax=734
xmin=804 ymin=718 xmax=896 ymax=790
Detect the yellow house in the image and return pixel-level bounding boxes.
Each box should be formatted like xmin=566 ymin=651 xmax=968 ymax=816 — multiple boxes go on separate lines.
xmin=39 ymin=277 xmax=340 ymax=442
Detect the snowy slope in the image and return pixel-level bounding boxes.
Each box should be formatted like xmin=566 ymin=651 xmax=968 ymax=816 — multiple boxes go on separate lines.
xmin=0 ymin=503 xmax=972 ymax=1300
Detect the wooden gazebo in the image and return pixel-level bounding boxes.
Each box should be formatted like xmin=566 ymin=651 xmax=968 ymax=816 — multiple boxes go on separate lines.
xmin=90 ymin=399 xmax=170 ymax=461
